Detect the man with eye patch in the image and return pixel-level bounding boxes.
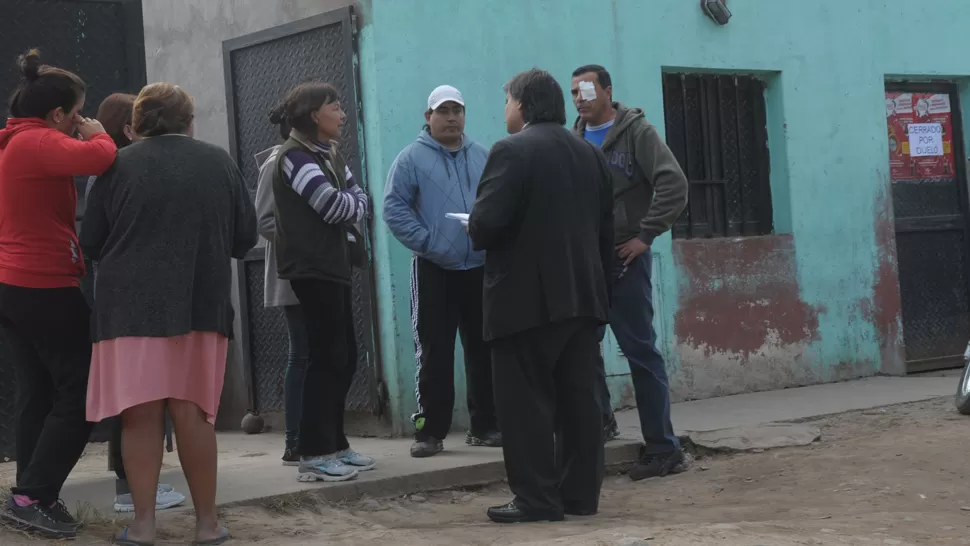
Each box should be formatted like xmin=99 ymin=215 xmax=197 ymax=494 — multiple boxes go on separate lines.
xmin=571 ymin=64 xmax=689 ymax=483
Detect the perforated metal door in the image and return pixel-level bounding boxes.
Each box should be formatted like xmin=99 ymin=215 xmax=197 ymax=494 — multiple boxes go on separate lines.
xmin=224 ymin=8 xmax=383 ymax=414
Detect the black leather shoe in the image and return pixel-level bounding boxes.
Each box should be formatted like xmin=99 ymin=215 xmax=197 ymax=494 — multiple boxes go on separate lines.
xmin=629 ymin=448 xmax=688 ymax=482
xmin=486 ymin=501 xmax=564 ymax=524
xmin=563 ymin=503 xmax=598 ymax=516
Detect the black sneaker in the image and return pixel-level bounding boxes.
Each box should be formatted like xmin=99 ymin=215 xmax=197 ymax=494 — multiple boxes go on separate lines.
xmin=46 ymin=499 xmax=81 ymax=529
xmin=466 ymin=430 xmax=502 ymax=447
xmin=410 ymin=438 xmax=444 ymax=458
xmin=604 ymin=416 xmax=620 ymax=443
xmin=0 ymin=497 xmax=78 ymax=540
xmin=628 ymin=448 xmax=688 ymax=482
xmin=281 ymin=447 xmax=300 ymax=466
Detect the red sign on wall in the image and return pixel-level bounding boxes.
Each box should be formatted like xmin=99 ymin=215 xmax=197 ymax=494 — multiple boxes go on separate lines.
xmin=886 ymin=92 xmax=956 ymax=181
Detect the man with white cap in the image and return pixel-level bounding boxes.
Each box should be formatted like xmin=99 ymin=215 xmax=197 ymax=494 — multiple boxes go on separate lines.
xmin=383 ymin=85 xmax=500 ymax=458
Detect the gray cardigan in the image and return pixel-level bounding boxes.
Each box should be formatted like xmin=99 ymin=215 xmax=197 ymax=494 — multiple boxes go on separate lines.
xmin=254 ymin=145 xmax=299 ymax=307
xmin=80 ymin=135 xmax=257 ymax=342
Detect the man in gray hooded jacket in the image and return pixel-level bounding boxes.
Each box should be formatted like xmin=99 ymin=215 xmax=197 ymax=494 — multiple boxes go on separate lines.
xmin=571 ymin=64 xmax=689 ymax=482
xmin=383 ymin=85 xmax=500 ymax=458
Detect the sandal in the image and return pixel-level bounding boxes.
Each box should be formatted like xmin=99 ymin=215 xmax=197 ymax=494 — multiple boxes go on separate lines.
xmin=194 ymin=526 xmax=230 ymax=545
xmin=113 ymin=526 xmax=155 ymax=546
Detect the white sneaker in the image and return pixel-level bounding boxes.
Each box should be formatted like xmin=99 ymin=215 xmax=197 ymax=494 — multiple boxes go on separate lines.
xmin=337 ymin=449 xmax=377 ymax=471
xmin=113 ymin=485 xmax=187 ymax=513
xmin=297 ymin=456 xmax=359 ymax=482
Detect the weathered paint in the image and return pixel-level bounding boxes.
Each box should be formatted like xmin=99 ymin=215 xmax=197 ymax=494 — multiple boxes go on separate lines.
xmin=355 ymin=0 xmax=970 ymax=432
xmin=674 ymin=236 xmax=822 ymax=358
xmin=672 ymin=235 xmax=826 ymax=399
xmin=865 ymin=185 xmax=906 ymax=376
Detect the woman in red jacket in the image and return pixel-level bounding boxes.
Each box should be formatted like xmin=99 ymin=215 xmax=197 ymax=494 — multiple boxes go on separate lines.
xmin=0 ymin=49 xmax=116 ymax=540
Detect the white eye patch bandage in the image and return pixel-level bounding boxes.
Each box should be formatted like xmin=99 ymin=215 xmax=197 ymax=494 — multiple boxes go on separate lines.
xmin=579 ymin=81 xmax=597 ymax=102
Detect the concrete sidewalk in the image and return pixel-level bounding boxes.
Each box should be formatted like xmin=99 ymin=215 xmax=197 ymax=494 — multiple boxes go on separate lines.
xmin=14 ymin=374 xmax=955 ymax=516
xmin=667 ymin=374 xmax=956 ymax=432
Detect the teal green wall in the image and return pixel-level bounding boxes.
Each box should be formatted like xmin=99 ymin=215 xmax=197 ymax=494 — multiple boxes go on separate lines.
xmin=358 ymin=0 xmax=970 ymax=433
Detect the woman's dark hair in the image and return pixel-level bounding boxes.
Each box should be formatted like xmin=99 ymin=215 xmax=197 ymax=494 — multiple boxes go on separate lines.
xmin=269 ymin=81 xmax=340 ymax=137
xmin=132 ymin=83 xmax=195 ymax=137
xmin=504 ymin=68 xmax=566 ymax=126
xmin=96 ymin=93 xmax=136 ymax=149
xmin=7 ymin=49 xmax=86 ymax=120
xmin=268 ymin=104 xmax=292 ymax=140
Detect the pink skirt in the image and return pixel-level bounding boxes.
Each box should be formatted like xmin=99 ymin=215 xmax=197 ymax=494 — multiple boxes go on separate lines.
xmin=86 ymin=331 xmax=228 ymax=425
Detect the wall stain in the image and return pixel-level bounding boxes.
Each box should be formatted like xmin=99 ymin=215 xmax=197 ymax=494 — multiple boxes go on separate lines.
xmin=861 ymin=183 xmax=904 ymax=372
xmin=673 ymin=235 xmax=823 ymax=358
xmin=615 ymin=380 xmax=637 ymax=410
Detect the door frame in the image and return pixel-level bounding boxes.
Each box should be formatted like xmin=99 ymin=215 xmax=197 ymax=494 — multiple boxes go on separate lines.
xmin=885 ymin=80 xmax=970 ymax=372
xmin=222 ymin=8 xmax=363 ymax=178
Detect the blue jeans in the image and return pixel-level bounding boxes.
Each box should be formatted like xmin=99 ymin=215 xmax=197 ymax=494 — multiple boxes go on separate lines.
xmin=596 ymin=252 xmax=680 ymax=454
xmin=283 ymin=305 xmax=310 ymax=449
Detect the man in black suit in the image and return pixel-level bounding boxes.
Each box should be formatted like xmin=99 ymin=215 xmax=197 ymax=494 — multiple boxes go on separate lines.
xmin=467 ymin=68 xmax=614 ymax=524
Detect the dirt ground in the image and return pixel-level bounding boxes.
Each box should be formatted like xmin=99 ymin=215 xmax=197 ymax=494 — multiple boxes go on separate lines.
xmin=5 ymin=397 xmax=970 ymax=545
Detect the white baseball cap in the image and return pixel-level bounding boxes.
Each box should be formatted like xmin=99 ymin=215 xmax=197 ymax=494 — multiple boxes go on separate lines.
xmin=428 ymin=85 xmax=465 ymax=111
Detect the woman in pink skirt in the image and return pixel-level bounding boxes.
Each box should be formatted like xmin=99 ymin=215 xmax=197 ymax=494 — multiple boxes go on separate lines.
xmin=80 ymin=82 xmax=257 ymax=545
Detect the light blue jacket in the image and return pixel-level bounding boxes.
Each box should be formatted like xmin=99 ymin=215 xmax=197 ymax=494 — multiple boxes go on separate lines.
xmin=383 ymin=130 xmax=488 ymax=270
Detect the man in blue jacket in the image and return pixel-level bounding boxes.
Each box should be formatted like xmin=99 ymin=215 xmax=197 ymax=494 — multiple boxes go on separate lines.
xmin=383 ymin=85 xmax=500 ymax=458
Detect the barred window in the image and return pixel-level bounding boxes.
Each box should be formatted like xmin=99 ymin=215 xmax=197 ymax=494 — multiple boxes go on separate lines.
xmin=662 ymin=73 xmax=773 ymax=239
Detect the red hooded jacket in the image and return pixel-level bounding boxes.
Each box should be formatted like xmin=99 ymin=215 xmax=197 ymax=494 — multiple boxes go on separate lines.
xmin=0 ymin=118 xmax=116 ymax=288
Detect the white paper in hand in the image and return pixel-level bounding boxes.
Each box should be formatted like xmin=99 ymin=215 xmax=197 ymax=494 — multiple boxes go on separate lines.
xmin=445 ymin=213 xmax=470 ymax=226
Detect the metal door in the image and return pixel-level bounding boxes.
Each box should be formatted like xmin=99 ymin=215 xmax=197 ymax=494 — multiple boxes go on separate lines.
xmin=223 ymin=7 xmax=384 ymax=415
xmin=885 ymin=83 xmax=970 ymax=372
xmin=0 ymin=0 xmax=147 ymax=459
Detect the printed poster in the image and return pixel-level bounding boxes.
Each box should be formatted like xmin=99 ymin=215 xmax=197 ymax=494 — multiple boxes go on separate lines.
xmin=886 ymin=92 xmax=956 ymax=181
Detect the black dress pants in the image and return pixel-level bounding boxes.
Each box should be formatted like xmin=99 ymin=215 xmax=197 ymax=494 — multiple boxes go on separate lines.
xmin=490 ymin=317 xmax=605 ymax=516
xmin=0 ymin=284 xmax=94 ymax=505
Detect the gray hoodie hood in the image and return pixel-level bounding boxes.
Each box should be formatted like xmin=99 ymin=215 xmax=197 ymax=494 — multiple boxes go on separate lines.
xmin=255 ymin=146 xmax=276 ymax=167
xmin=572 ymin=102 xmax=646 ymax=150
xmin=253 ymin=143 xmax=298 ymax=307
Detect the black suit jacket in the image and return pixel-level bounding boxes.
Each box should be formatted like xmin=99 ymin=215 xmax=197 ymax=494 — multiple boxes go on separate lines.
xmin=469 ymin=122 xmax=614 ymax=342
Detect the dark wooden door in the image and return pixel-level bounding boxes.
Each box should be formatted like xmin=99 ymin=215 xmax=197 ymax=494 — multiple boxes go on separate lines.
xmin=885 ymin=83 xmax=970 ymax=372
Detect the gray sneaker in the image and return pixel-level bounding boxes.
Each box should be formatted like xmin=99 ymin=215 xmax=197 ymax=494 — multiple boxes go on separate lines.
xmin=297 ymin=456 xmax=360 ymax=482
xmin=114 ymin=485 xmax=186 ymax=513
xmin=337 ymin=449 xmax=377 ymax=471
xmin=0 ymin=497 xmax=77 ymax=540
xmin=410 ymin=438 xmax=444 ymax=458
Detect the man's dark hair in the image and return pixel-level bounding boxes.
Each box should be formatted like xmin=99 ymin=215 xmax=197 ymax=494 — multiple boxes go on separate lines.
xmin=572 ymin=64 xmax=612 ymax=90
xmin=504 ymin=68 xmax=566 ymax=126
